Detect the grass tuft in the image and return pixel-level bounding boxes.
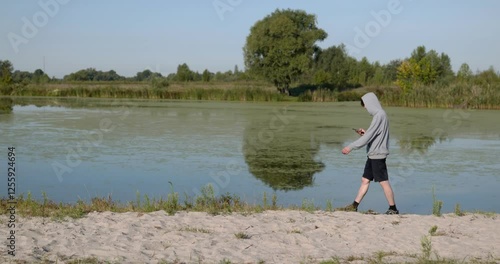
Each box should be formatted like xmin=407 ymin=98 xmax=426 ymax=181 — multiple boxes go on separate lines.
xmin=271 ymin=193 xmax=278 ymax=210
xmin=262 ymin=192 xmax=268 ymax=210
xmin=179 ymin=226 xmax=212 ymax=234
xmin=429 ymin=225 xmax=438 ymax=236
xmin=318 ymin=258 xmax=341 ymax=264
xmin=288 ymin=229 xmax=302 ymax=234
xmin=234 ymin=232 xmax=251 ymax=239
xmin=454 ymin=203 xmax=465 ymax=216
xmin=325 ymin=199 xmax=333 ymax=212
xmin=420 ymin=235 xmax=433 ymax=261
xmin=301 ymin=198 xmax=316 ymax=213
xmin=432 ymin=186 xmax=443 ymax=216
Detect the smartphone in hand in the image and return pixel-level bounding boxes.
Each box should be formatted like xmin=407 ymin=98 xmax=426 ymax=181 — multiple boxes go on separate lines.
xmin=353 ymin=128 xmax=365 ymax=136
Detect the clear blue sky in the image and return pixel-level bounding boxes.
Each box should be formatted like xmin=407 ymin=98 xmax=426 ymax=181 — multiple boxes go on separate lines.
xmin=1 ymin=0 xmax=499 ymax=78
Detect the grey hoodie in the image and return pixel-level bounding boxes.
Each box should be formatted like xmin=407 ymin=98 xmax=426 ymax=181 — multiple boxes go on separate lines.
xmin=347 ymin=92 xmax=389 ymax=159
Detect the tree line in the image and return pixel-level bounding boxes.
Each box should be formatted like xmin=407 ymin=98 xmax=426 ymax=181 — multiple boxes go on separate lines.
xmin=0 ymin=61 xmax=248 ymax=84
xmin=2 ymin=52 xmax=497 ymax=93
xmin=1 ymin=8 xmax=499 ymax=101
xmin=1 ymin=45 xmax=497 ymax=88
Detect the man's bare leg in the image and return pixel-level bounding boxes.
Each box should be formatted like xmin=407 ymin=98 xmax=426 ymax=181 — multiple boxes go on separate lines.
xmin=379 ymin=180 xmax=395 ymax=206
xmin=354 ymin=177 xmax=371 ymax=203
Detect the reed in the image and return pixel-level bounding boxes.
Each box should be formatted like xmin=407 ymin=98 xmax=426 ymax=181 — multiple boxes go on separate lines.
xmin=0 ymin=80 xmax=283 ymax=101
xmin=297 ymin=89 xmax=362 ymax=102
xmin=2 ymin=80 xmax=498 ymax=108
xmin=378 ymin=82 xmax=500 ymax=109
xmin=5 ymin=86 xmax=286 ymax=102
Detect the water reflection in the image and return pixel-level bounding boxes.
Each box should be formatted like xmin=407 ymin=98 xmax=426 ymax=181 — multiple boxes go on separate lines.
xmin=397 ymin=134 xmax=448 ymax=154
xmin=0 ymin=97 xmax=13 ymax=114
xmin=1 ymin=98 xmax=499 ymax=214
xmin=243 ymin=121 xmax=325 ymax=191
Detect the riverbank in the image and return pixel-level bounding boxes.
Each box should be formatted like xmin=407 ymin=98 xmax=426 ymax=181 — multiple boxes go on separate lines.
xmin=0 ymin=210 xmax=498 ymax=263
xmin=1 ymin=81 xmax=499 ymax=109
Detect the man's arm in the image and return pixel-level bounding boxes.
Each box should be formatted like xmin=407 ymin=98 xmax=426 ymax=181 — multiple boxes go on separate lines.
xmin=343 ymin=115 xmax=381 ymax=154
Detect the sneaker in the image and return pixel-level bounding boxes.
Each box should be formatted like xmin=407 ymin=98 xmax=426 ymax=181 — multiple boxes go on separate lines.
xmin=385 ymin=208 xmax=399 ymax=215
xmin=337 ymin=204 xmax=358 ymax=212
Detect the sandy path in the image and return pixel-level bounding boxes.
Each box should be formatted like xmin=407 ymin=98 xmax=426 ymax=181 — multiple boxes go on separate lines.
xmin=1 ymin=210 xmax=499 ymax=263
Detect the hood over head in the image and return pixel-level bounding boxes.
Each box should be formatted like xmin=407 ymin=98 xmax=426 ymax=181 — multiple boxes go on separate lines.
xmin=361 ymin=92 xmax=383 ymax=116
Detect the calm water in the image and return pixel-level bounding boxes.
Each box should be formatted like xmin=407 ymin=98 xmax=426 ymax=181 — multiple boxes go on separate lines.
xmin=1 ymin=97 xmax=499 ymax=214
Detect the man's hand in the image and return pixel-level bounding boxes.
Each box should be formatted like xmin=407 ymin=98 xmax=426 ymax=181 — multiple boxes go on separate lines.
xmin=356 ymin=128 xmax=365 ymax=136
xmin=342 ymin=146 xmax=351 ymax=155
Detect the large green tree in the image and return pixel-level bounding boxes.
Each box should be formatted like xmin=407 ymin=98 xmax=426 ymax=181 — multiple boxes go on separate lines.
xmin=243 ymin=9 xmax=327 ymax=94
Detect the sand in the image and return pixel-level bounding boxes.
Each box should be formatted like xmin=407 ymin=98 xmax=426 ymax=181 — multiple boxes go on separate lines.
xmin=1 ymin=210 xmax=499 ymax=263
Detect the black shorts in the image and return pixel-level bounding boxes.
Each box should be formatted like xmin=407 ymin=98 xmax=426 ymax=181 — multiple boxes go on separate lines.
xmin=363 ymin=158 xmax=389 ymax=182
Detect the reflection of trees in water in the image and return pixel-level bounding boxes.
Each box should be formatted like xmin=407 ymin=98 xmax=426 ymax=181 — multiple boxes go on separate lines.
xmin=243 ymin=122 xmax=325 ymax=191
xmin=397 ymin=134 xmax=447 ymax=154
xmin=0 ymin=97 xmax=13 ymax=114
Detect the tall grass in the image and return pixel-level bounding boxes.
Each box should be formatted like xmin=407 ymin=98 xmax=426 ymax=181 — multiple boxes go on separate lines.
xmin=297 ymin=89 xmax=361 ymax=102
xmin=1 ymin=189 xmax=497 ymax=220
xmin=3 ymin=85 xmax=287 ymax=102
xmin=297 ymin=82 xmax=500 ymax=109
xmin=0 ymin=80 xmax=288 ymax=102
xmin=432 ymin=186 xmax=443 ymax=216
xmin=2 ymin=80 xmax=499 ymax=108
xmin=301 ymin=198 xmax=316 ymax=213
xmin=420 ymin=235 xmax=433 ymax=261
xmin=298 ymin=82 xmax=500 ymax=109
xmin=454 ymin=203 xmax=465 ymax=216
xmin=378 ymin=82 xmax=500 ymax=109
xmin=325 ymin=199 xmax=333 ymax=212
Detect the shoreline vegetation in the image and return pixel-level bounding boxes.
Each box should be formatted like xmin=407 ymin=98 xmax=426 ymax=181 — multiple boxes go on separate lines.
xmin=1 ymin=187 xmax=499 ymax=264
xmin=0 ymin=81 xmax=499 ymax=110
xmin=1 ymin=185 xmax=496 ymax=219
xmin=2 ymin=183 xmax=498 ymax=264
xmin=2 ymin=42 xmax=500 ymax=110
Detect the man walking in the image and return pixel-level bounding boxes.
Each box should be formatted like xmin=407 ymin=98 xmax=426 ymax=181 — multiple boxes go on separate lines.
xmin=341 ymin=92 xmax=399 ymax=214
